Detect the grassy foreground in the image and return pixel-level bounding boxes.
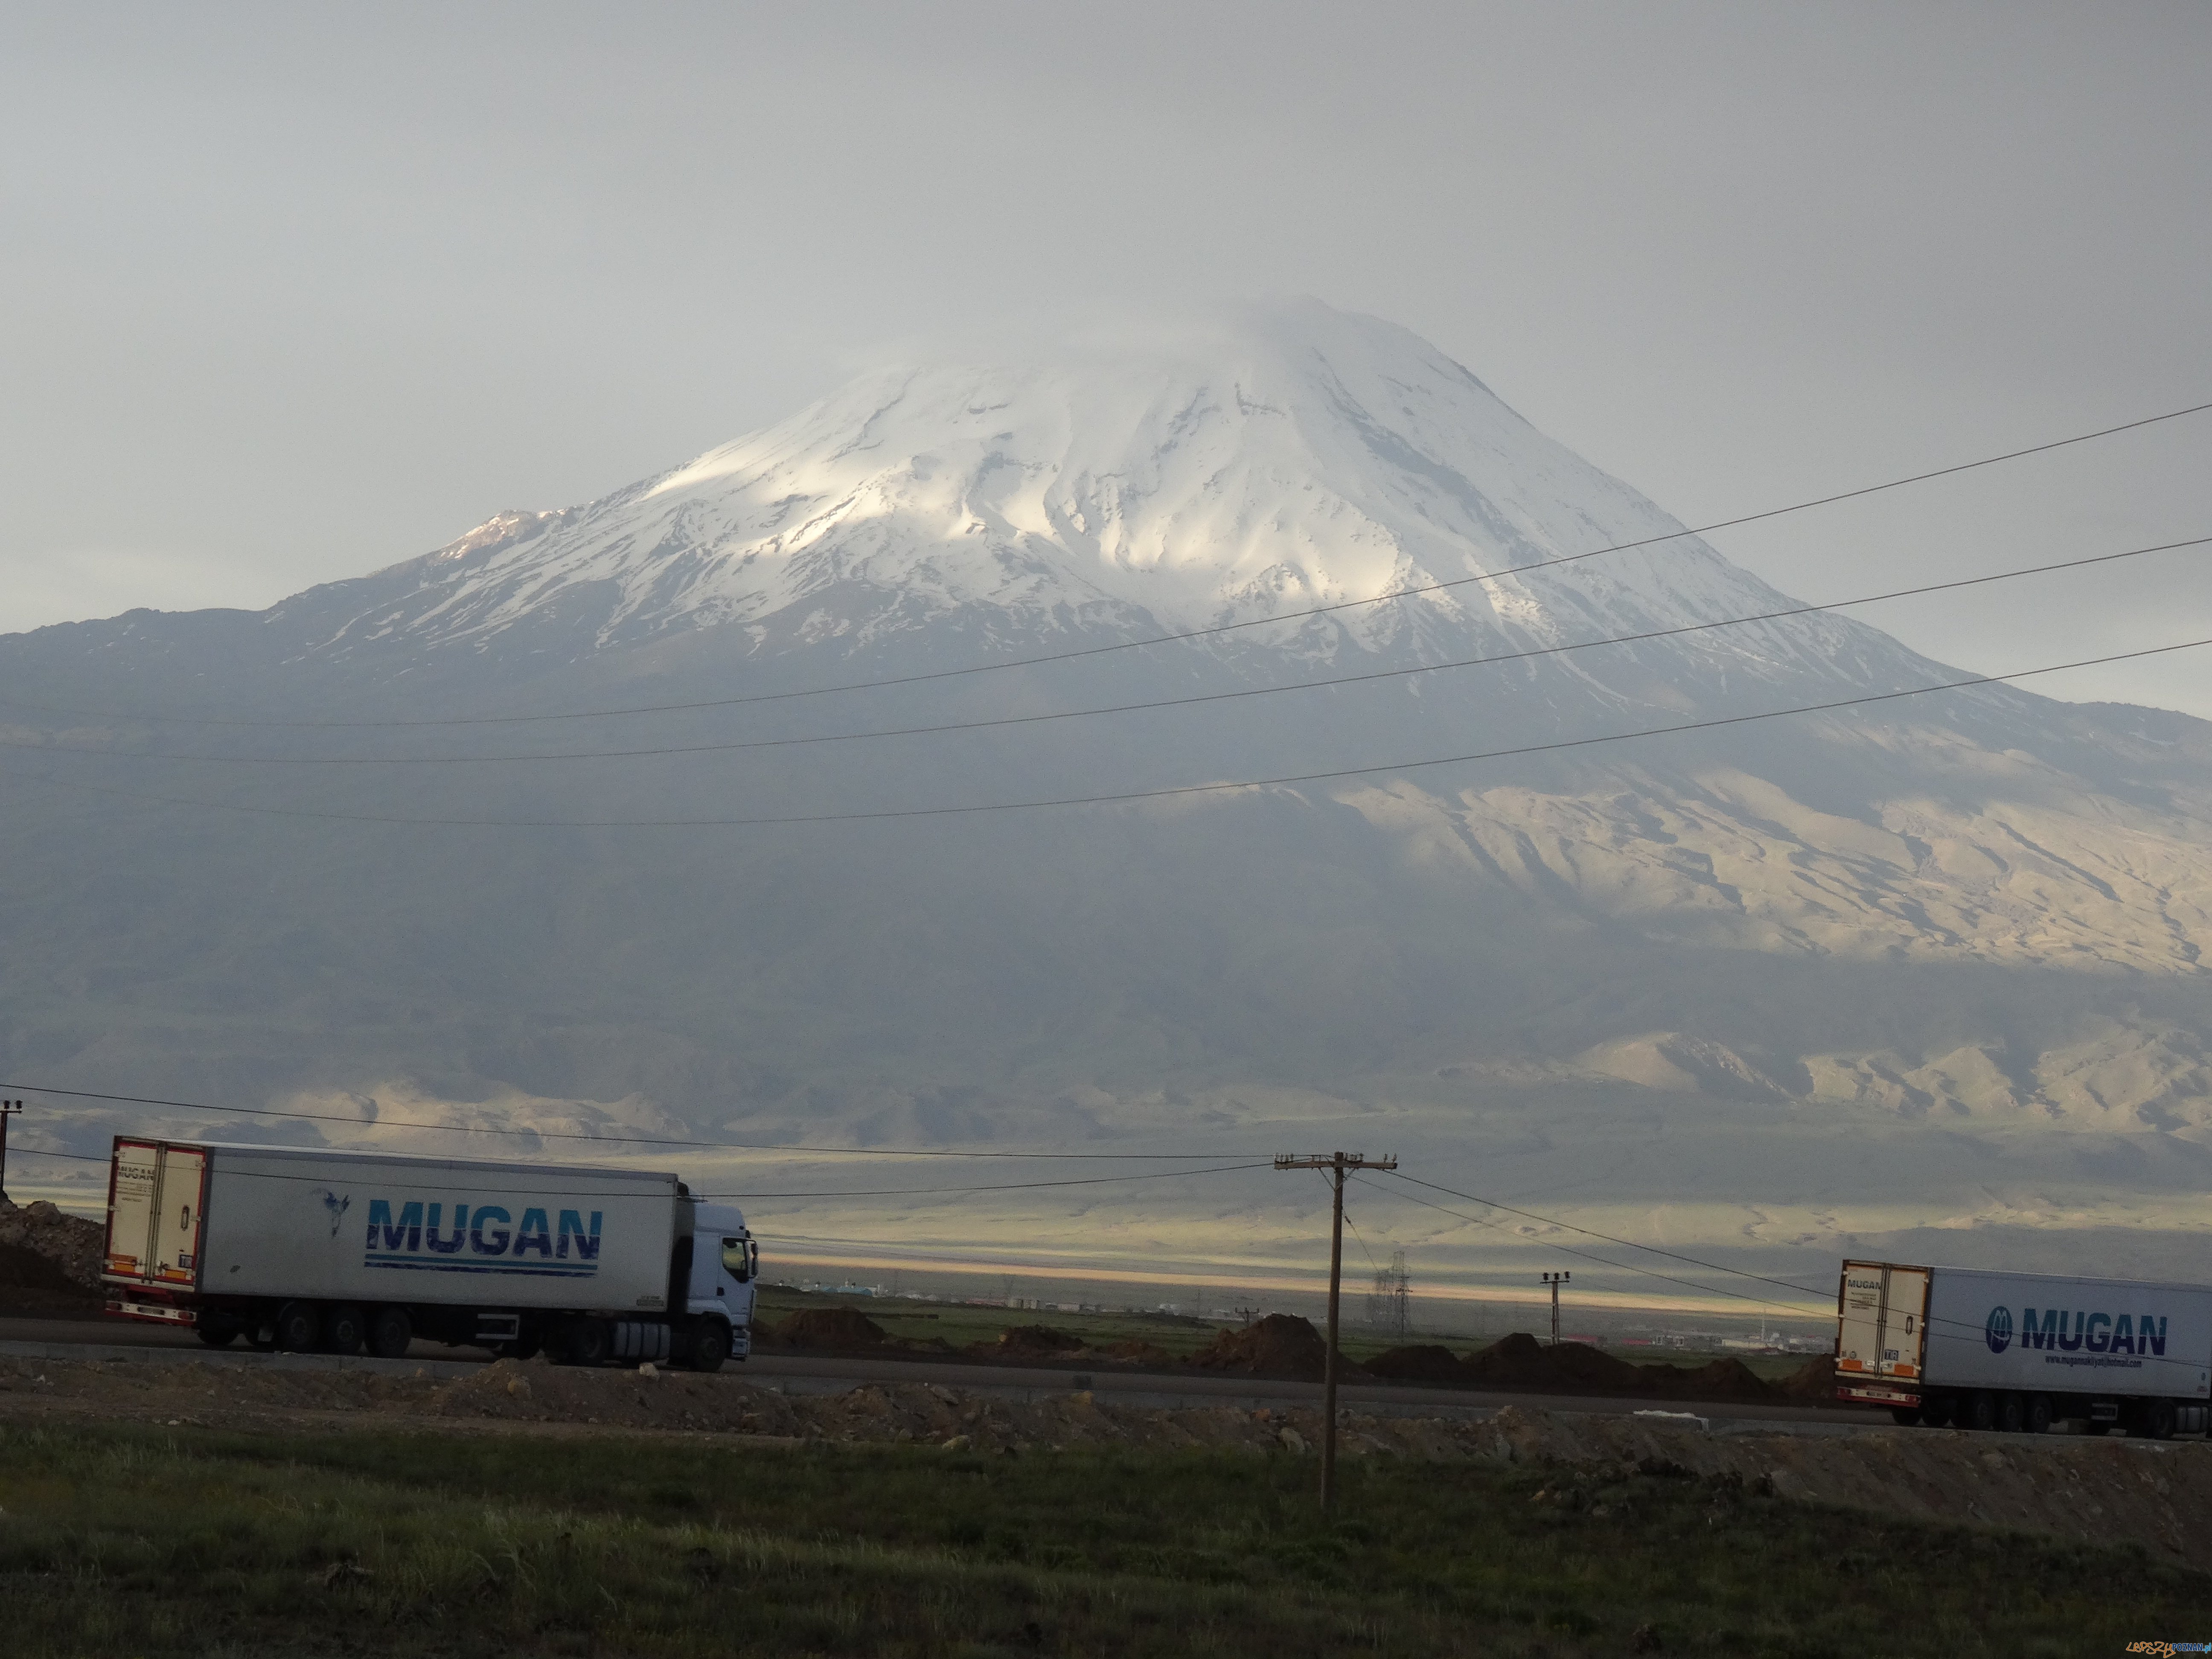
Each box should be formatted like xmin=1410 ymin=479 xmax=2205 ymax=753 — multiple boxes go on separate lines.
xmin=0 ymin=1421 xmax=2205 ymax=1657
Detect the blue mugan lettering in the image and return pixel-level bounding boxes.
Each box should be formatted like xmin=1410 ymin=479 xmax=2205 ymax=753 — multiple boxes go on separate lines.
xmin=2113 ymin=1314 xmax=2136 ymax=1355
xmin=2020 ymin=1308 xmax=2059 ymax=1351
xmin=2058 ymin=1312 xmax=2084 ymax=1352
xmin=512 ymin=1208 xmax=554 ymax=1258
xmin=2142 ymin=1316 xmax=2168 ymax=1356
xmin=557 ymin=1210 xmax=602 ymax=1261
xmin=2085 ymin=1312 xmax=2112 ymax=1353
xmin=366 ymin=1199 xmax=424 ymax=1252
xmin=469 ymin=1205 xmax=512 ymax=1255
xmin=425 ymin=1203 xmax=468 ymax=1254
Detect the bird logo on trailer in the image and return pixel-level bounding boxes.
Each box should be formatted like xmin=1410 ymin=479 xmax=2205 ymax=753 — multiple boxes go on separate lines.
xmin=319 ymin=1191 xmax=352 ymax=1237
xmin=1985 ymin=1306 xmax=2014 ymax=1353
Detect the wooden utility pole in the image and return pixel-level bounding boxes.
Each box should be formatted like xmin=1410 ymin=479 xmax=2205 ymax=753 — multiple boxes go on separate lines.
xmin=1543 ymin=1270 xmax=1570 ymax=1345
xmin=0 ymin=1099 xmax=23 ymax=1205
xmin=1275 ymin=1150 xmax=1397 ymax=1513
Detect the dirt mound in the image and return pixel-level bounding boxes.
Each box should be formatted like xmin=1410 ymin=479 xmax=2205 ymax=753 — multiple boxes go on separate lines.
xmin=0 ymin=1241 xmax=101 ymax=1314
xmin=0 ymin=1201 xmax=103 ymax=1289
xmin=1463 ymin=1332 xmax=1648 ymax=1393
xmin=1363 ymin=1344 xmax=1468 ymax=1385
xmin=979 ymin=1324 xmax=1086 ymax=1359
xmin=1191 ymin=1315 xmax=1350 ymax=1380
xmin=767 ymin=1308 xmax=889 ymax=1350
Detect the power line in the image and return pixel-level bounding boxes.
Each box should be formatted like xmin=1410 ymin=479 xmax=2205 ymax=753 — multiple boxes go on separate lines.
xmin=10 ymin=398 xmax=2207 ymax=734
xmin=21 ymin=632 xmax=2209 ymax=829
xmin=1352 ymin=1174 xmax=1825 ymax=1317
xmin=16 ymin=532 xmax=2204 ymax=768
xmin=0 ymin=1081 xmax=1240 ymax=1161
xmin=1382 ymin=1170 xmax=1833 ymax=1296
xmin=2 ymin=1143 xmax=1268 ymax=1200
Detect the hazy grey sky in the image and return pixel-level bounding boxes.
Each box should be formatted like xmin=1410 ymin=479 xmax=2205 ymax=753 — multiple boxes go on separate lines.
xmin=6 ymin=2 xmax=2209 ymax=710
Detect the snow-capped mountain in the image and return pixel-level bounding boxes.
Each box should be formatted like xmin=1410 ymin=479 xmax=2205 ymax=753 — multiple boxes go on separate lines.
xmin=5 ymin=300 xmax=2211 ymax=1294
xmin=278 ymin=300 xmax=1935 ymax=712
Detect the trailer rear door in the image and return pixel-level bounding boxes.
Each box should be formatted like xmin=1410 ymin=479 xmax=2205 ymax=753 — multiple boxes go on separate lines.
xmin=1838 ymin=1261 xmax=1930 ymax=1381
xmin=105 ymin=1140 xmax=161 ymax=1281
xmin=104 ymin=1141 xmax=207 ymax=1289
xmin=150 ymin=1146 xmax=207 ymax=1286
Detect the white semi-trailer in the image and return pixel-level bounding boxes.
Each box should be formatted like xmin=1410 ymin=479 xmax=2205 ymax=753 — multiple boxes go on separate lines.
xmin=1834 ymin=1258 xmax=2212 ymax=1437
xmin=100 ymin=1137 xmax=758 ymax=1370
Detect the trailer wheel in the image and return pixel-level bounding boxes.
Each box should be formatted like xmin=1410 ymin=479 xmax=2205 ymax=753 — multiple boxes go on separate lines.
xmin=322 ymin=1304 xmax=367 ymax=1356
xmin=2025 ymin=1394 xmax=2054 ymax=1435
xmin=688 ymin=1320 xmax=731 ymax=1374
xmin=1998 ymin=1393 xmax=2026 ymax=1435
xmin=1964 ymin=1391 xmax=1997 ymax=1432
xmin=273 ymin=1301 xmax=320 ymax=1353
xmin=196 ymin=1327 xmax=238 ymax=1348
xmin=1888 ymin=1406 xmax=1921 ymax=1426
xmin=367 ymin=1306 xmax=413 ymax=1359
xmin=2145 ymin=1398 xmax=2179 ymax=1441
xmin=1919 ymin=1394 xmax=1955 ymax=1429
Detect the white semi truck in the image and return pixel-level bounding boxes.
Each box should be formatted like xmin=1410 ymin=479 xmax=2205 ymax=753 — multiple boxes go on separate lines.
xmin=100 ymin=1137 xmax=758 ymax=1370
xmin=1834 ymin=1258 xmax=2212 ymax=1437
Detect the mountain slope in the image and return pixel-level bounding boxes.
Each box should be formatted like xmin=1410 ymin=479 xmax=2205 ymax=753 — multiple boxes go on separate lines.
xmin=2 ymin=300 xmax=2208 ymax=1295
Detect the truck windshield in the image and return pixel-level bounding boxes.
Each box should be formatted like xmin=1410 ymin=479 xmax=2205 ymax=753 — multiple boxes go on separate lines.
xmin=721 ymin=1237 xmax=745 ymax=1275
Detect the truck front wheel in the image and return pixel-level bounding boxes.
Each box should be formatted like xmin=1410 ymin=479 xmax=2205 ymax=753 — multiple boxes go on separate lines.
xmin=2143 ymin=1398 xmax=2179 ymax=1441
xmin=688 ymin=1319 xmax=731 ymax=1374
xmin=1964 ymin=1392 xmax=1997 ymax=1432
xmin=562 ymin=1318 xmax=612 ymax=1368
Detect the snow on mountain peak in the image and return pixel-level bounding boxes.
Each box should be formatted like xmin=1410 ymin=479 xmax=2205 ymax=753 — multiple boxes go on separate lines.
xmin=304 ymin=300 xmax=1900 ymax=693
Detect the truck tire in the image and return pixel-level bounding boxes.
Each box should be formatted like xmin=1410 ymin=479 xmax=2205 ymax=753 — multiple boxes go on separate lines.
xmin=367 ymin=1306 xmax=413 ymax=1359
xmin=196 ymin=1327 xmax=238 ymax=1348
xmin=688 ymin=1319 xmax=731 ymax=1374
xmin=1964 ymin=1391 xmax=1997 ymax=1433
xmin=2025 ymin=1394 xmax=2054 ymax=1435
xmin=1888 ymin=1406 xmax=1921 ymax=1426
xmin=322 ymin=1304 xmax=367 ymax=1356
xmin=565 ymin=1318 xmax=612 ymax=1368
xmin=1998 ymin=1393 xmax=2026 ymax=1435
xmin=274 ymin=1301 xmax=320 ymax=1353
xmin=2144 ymin=1398 xmax=2178 ymax=1441
xmin=1919 ymin=1394 xmax=1955 ymax=1429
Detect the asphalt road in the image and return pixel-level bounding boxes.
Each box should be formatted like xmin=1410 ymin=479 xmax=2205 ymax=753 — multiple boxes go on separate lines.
xmin=0 ymin=1312 xmax=1880 ymax=1432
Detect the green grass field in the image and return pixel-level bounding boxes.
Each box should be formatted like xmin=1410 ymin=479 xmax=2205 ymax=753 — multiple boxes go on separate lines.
xmin=1 ymin=1420 xmax=2203 ymax=1656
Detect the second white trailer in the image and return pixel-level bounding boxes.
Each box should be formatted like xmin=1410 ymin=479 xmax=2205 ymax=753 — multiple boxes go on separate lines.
xmin=1836 ymin=1258 xmax=2212 ymax=1436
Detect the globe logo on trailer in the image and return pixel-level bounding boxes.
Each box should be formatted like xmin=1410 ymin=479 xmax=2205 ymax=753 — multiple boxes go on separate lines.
xmin=1985 ymin=1306 xmax=2014 ymax=1353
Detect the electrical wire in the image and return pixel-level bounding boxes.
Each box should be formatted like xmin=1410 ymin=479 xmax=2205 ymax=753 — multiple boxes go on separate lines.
xmin=9 ymin=397 xmax=2207 ymax=733
xmin=1350 ymin=1174 xmax=1829 ymax=1317
xmin=15 ymin=532 xmax=2204 ymax=768
xmin=0 ymin=1082 xmax=1244 ymax=1161
xmin=2 ymin=1143 xmax=1268 ymax=1200
xmin=20 ymin=633 xmax=2209 ymax=828
xmin=1382 ymin=1170 xmax=1834 ymax=1296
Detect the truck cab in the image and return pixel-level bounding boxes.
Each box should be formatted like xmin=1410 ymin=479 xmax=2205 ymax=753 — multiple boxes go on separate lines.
xmin=685 ymin=1202 xmax=757 ymax=1363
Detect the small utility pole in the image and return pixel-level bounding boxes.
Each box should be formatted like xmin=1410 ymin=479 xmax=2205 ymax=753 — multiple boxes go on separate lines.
xmin=1543 ymin=1270 xmax=1570 ymax=1345
xmin=0 ymin=1099 xmax=23 ymax=1205
xmin=1275 ymin=1150 xmax=1397 ymax=1514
